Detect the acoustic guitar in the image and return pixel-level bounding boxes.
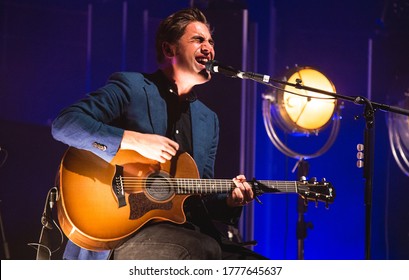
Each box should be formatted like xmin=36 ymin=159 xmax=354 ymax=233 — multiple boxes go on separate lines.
xmin=56 ymin=147 xmax=335 ymax=251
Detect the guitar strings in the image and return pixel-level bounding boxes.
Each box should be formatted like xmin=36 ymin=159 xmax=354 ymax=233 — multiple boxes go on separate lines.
xmin=113 ymin=178 xmax=328 ymax=201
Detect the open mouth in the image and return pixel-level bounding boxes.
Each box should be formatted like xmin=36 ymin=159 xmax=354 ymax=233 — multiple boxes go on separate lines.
xmin=196 ymin=57 xmax=209 ymax=67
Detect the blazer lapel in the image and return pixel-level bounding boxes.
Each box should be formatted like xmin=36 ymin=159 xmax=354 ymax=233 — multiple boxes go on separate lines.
xmin=144 ymin=83 xmax=167 ymax=136
xmin=191 ymin=101 xmax=209 ymax=177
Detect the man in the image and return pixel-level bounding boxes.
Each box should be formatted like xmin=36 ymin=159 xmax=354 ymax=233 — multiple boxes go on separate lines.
xmin=52 ymin=7 xmax=266 ymax=260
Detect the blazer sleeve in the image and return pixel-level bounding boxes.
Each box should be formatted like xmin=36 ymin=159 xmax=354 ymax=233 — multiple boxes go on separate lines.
xmin=51 ymin=72 xmax=146 ymax=162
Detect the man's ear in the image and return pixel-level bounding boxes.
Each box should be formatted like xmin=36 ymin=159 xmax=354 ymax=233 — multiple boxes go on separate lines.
xmin=162 ymin=42 xmax=175 ymax=58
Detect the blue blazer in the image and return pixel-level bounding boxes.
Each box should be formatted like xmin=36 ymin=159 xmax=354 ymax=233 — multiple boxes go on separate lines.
xmin=52 ymin=72 xmax=219 ymax=179
xmin=52 ymin=72 xmax=236 ymax=259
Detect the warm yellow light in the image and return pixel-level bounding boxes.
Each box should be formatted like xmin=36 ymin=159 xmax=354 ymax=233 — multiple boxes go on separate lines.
xmin=278 ymin=67 xmax=337 ymax=134
xmin=262 ymin=66 xmax=341 ymax=159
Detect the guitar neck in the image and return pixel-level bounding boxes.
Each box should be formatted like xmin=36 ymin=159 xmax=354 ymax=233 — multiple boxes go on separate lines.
xmin=173 ymin=179 xmax=298 ymax=195
xmin=255 ymin=180 xmax=298 ymax=194
xmin=174 ymin=178 xmax=232 ymax=195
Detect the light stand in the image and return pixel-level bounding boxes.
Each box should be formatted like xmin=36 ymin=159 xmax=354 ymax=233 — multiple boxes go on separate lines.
xmin=295 ymin=158 xmax=312 ymax=260
xmin=262 ymin=67 xmax=339 ymax=259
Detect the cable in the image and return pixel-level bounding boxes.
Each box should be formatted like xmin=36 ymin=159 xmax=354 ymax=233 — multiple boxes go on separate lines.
xmin=27 ymin=187 xmax=64 ymax=259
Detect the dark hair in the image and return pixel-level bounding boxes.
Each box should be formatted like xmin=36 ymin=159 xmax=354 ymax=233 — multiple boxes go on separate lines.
xmin=155 ymin=8 xmax=210 ymax=63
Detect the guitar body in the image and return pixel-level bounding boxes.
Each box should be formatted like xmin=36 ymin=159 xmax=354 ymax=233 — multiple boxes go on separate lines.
xmin=57 ymin=148 xmax=336 ymax=251
xmin=57 ymin=147 xmax=200 ymax=251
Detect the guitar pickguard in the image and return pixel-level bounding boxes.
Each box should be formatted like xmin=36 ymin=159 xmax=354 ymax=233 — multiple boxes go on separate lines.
xmin=128 ymin=193 xmax=173 ymax=220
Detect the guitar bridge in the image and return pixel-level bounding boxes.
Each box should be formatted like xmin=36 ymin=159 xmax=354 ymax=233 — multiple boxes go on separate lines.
xmin=112 ymin=165 xmax=126 ymax=208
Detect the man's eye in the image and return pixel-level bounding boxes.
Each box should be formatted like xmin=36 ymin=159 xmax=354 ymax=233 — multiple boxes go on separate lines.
xmin=193 ymin=37 xmax=214 ymax=46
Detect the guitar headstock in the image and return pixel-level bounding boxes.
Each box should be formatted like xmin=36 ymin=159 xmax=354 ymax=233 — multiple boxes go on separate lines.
xmin=296 ymin=177 xmax=335 ymax=207
xmin=251 ymin=177 xmax=335 ymax=208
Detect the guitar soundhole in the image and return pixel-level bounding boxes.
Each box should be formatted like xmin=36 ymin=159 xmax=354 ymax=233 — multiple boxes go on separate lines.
xmin=144 ymin=172 xmax=174 ymax=202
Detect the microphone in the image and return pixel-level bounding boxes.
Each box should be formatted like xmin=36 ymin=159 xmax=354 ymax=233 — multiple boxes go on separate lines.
xmin=205 ymin=60 xmax=243 ymax=78
xmin=205 ymin=60 xmax=271 ymax=84
xmin=49 ymin=188 xmax=57 ymax=209
xmin=40 ymin=187 xmax=58 ymax=230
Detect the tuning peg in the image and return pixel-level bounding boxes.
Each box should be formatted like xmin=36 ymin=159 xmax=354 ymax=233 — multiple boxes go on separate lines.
xmin=308 ymin=177 xmax=317 ymax=184
xmin=321 ymin=178 xmax=327 ymax=183
xmin=299 ymin=176 xmax=307 ymax=182
xmin=315 ymin=198 xmax=319 ymax=208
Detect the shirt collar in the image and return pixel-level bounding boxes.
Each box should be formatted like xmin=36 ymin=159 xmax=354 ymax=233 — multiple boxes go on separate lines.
xmin=149 ymin=70 xmax=197 ymax=102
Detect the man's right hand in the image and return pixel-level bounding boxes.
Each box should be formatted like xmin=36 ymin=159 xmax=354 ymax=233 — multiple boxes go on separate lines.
xmin=120 ymin=130 xmax=179 ymax=163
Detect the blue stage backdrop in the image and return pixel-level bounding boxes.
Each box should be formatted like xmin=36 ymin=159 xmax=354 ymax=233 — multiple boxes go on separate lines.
xmin=0 ymin=0 xmax=408 ymax=259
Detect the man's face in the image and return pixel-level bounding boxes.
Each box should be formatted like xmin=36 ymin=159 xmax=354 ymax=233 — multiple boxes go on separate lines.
xmin=171 ymin=21 xmax=215 ymax=84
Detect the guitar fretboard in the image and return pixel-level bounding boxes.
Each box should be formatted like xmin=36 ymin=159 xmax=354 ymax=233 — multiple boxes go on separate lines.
xmin=133 ymin=178 xmax=299 ymax=195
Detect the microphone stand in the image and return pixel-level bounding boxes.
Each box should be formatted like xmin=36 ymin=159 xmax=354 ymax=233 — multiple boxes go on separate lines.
xmin=247 ymin=73 xmax=409 ymax=259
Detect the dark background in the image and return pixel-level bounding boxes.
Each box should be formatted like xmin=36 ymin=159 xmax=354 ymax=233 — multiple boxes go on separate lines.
xmin=1 ymin=0 xmax=408 ymax=260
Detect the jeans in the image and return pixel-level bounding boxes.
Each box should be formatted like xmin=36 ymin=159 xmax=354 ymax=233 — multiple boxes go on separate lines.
xmin=63 ymin=240 xmax=111 ymax=260
xmin=113 ymin=222 xmax=268 ymax=260
xmin=113 ymin=222 xmax=222 ymax=259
